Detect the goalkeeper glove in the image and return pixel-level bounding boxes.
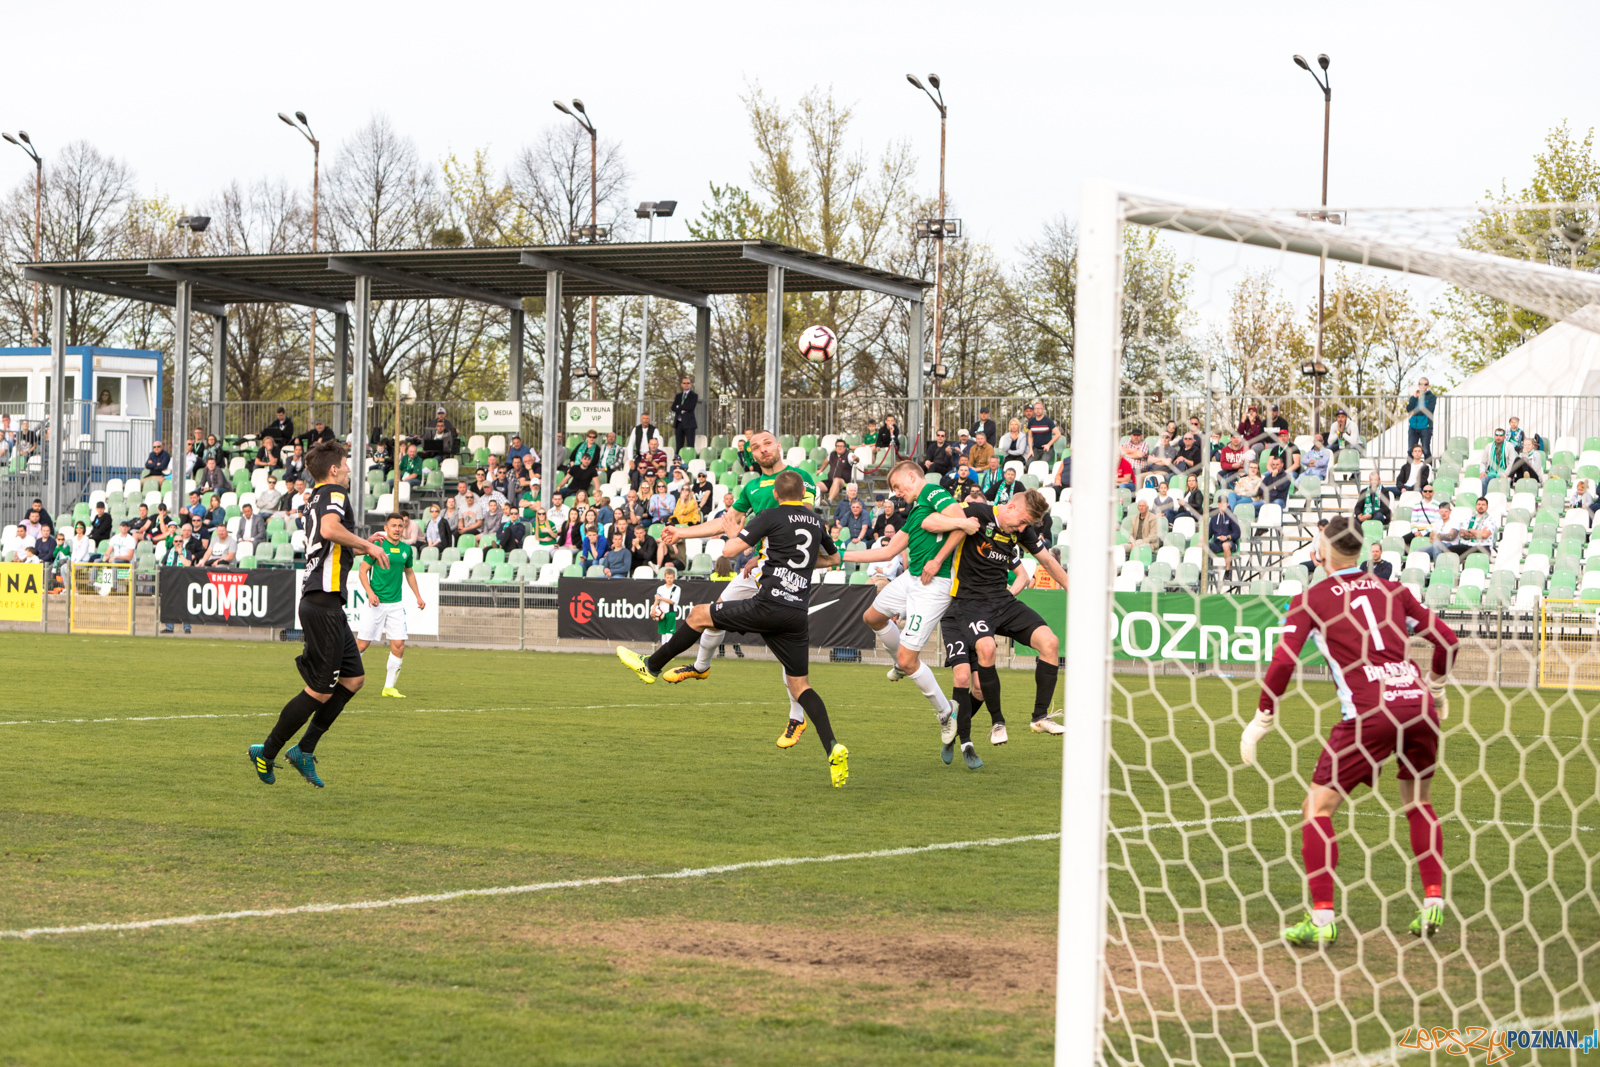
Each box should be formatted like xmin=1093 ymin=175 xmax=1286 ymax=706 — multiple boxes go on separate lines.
xmin=1428 ymin=675 xmax=1449 ymax=721
xmin=1240 ymin=710 xmax=1276 ymax=766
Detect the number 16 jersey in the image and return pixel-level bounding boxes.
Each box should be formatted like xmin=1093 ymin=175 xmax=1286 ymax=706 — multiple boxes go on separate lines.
xmin=737 ymin=503 xmax=836 ymax=608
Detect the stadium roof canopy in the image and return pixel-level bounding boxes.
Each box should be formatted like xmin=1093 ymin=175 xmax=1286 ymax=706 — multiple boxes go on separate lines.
xmin=22 ymin=239 xmax=929 ymax=518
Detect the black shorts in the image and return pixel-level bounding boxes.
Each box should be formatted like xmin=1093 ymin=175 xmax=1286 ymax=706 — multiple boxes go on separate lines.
xmin=942 ymin=621 xmax=971 ymax=668
xmin=710 ymin=598 xmax=810 ymax=677
xmin=297 ymin=591 xmax=364 ymax=694
xmin=952 ymin=595 xmax=1049 ymax=649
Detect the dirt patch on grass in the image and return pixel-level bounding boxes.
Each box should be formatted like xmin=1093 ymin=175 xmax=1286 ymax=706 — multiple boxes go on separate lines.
xmin=514 ymin=918 xmax=1058 ymax=1002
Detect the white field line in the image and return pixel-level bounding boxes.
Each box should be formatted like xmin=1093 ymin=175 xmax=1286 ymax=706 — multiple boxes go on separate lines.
xmin=0 ymin=832 xmax=1062 ymax=941
xmin=1323 ymin=999 xmax=1600 ymax=1067
xmin=0 ymin=701 xmax=769 ymax=727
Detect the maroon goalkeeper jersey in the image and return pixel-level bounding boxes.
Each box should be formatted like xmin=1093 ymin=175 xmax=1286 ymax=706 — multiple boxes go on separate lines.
xmin=1258 ymin=566 xmax=1458 ymax=720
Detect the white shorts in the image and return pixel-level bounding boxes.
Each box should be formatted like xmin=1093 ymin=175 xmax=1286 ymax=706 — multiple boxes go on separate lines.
xmin=357 ymin=601 xmax=409 ymax=643
xmin=871 ymin=571 xmax=953 ymax=651
xmin=715 ymin=572 xmax=760 ymax=605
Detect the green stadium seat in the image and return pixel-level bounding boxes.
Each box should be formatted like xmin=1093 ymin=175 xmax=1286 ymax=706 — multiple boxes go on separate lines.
xmin=1424 ymin=584 xmax=1452 ymax=607
xmin=1453 ymin=585 xmax=1483 ymax=607
xmin=507 ymin=549 xmax=528 ymax=565
xmin=490 ymin=563 xmax=515 ymax=584
xmin=848 ymin=570 xmax=869 ymax=584
xmin=584 ymin=564 xmax=606 ymax=578
xmin=467 ymin=563 xmax=492 ymax=582
xmin=440 ymin=548 xmax=462 ymax=564
xmin=240 ymin=556 xmax=258 ymax=570
xmin=484 ymin=547 xmax=506 ymax=565
xmin=678 ymin=446 xmax=697 ymax=461
xmin=420 ymin=546 xmax=440 ymax=563
xmin=473 ymin=447 xmax=490 ymax=465
xmin=457 ymin=534 xmax=476 ymax=550
xmin=562 ymin=564 xmax=584 ymax=577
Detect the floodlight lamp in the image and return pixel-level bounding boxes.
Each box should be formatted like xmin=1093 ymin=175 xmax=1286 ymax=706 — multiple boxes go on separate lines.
xmin=906 ymin=74 xmax=923 ymax=89
xmin=636 ymin=202 xmax=655 ymax=218
xmin=552 ymin=100 xmax=572 ymax=115
xmin=295 ymin=110 xmax=309 ymax=125
xmin=1 ymin=133 xmax=17 ymax=145
xmin=17 ymin=131 xmax=31 ymax=145
xmin=926 ymin=73 xmax=940 ymax=90
xmin=655 ymin=200 xmax=677 ymax=217
xmin=278 ymin=112 xmax=296 ymax=126
xmin=1293 ymin=54 xmax=1310 ymax=70
xmin=571 ymin=99 xmax=586 ymax=114
xmin=178 ymin=215 xmax=211 ymax=233
xmin=1317 ymin=54 xmax=1329 ymax=69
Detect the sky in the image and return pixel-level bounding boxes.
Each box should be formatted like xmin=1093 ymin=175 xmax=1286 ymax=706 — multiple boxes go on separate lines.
xmin=7 ymin=0 xmax=1595 ymax=249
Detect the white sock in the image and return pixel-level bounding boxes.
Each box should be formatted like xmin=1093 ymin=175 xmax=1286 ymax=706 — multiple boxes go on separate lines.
xmin=660 ymin=633 xmax=671 ymax=646
xmin=694 ymin=628 xmax=724 ymax=671
xmin=879 ymin=621 xmax=901 ymax=652
xmin=1312 ymin=908 xmax=1335 ymax=927
xmin=385 ymin=652 xmax=403 ymax=689
xmin=1424 ymin=895 xmax=1444 ymax=910
xmin=784 ymin=670 xmax=805 ymax=722
xmin=908 ymin=662 xmax=951 ymax=715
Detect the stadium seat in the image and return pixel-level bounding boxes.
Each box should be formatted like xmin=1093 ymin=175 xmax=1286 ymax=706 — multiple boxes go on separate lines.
xmin=468 ymin=434 xmax=487 ymax=454
xmin=456 ymin=534 xmax=476 ymax=550
xmin=420 ymin=546 xmax=440 ymax=563
xmin=585 ymin=564 xmax=606 ymax=578
xmin=447 ymin=561 xmax=473 ymax=581
xmin=440 ymin=548 xmax=462 ymax=565
xmin=483 ymin=547 xmax=505 ymax=566
xmin=535 ymin=563 xmax=562 ymax=585
xmin=490 ymin=563 xmax=515 ymax=583
xmin=440 ymin=457 xmax=459 ymax=479
xmin=462 ymin=547 xmax=484 ymax=567
xmin=467 ymin=563 xmax=492 ymax=582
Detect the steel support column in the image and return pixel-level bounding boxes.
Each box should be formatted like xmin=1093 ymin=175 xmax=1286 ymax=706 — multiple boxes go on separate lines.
xmin=541 ymin=271 xmax=562 ymax=510
xmin=907 ymin=299 xmax=925 ymax=452
xmin=46 ymin=285 xmax=66 ymax=522
xmin=169 ymin=281 xmax=192 ymax=522
xmin=350 ymin=276 xmax=372 ymax=529
xmin=763 ymin=263 xmax=784 ymax=435
xmin=694 ymin=305 xmax=710 ymax=445
xmin=210 ymin=313 xmax=227 ymax=439
xmin=333 ymin=311 xmax=349 ymax=434
xmin=509 ymin=308 xmax=525 ymax=403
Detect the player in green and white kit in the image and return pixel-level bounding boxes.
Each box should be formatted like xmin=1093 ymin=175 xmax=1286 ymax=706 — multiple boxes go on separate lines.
xmin=652 ymin=565 xmax=683 ymax=645
xmin=356 ymin=513 xmax=425 ymax=698
xmin=655 ymin=431 xmax=820 ymax=746
xmin=844 ymin=460 xmax=973 ymax=735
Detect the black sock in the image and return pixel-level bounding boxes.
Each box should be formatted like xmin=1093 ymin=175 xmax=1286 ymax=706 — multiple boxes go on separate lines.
xmin=953 ymin=686 xmax=974 ymax=744
xmin=299 ymin=684 xmax=356 ymax=754
xmin=973 ymin=690 xmax=1001 ymax=725
xmin=975 ymin=664 xmax=1002 ymax=728
xmin=646 ymin=621 xmax=701 ymax=674
xmin=797 ymin=688 xmax=836 ymax=754
xmin=1033 ymin=660 xmax=1060 ymax=722
xmin=262 ymin=690 xmax=321 ymax=759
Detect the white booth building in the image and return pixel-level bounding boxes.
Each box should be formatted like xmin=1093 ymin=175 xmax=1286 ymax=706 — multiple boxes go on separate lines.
xmin=0 ymin=346 xmax=164 ymax=471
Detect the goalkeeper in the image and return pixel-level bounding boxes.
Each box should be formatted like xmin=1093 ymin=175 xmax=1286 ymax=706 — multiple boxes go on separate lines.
xmin=1240 ymin=516 xmax=1459 ymax=947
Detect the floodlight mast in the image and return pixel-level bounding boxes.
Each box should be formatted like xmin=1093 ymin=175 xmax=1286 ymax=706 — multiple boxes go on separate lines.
xmin=281 ymin=110 xmax=322 ymax=421
xmin=556 ymin=98 xmax=602 ymax=399
xmin=1292 ymin=53 xmax=1333 ymax=434
xmin=5 ymin=131 xmax=43 ymax=344
xmin=907 ymin=73 xmax=949 ymax=436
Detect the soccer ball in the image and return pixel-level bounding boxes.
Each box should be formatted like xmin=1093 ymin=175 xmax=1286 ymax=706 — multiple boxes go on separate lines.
xmin=797 ymin=324 xmax=837 ymax=363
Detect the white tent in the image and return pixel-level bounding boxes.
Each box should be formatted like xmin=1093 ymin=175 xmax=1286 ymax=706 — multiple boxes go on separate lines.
xmin=1369 ymin=317 xmax=1600 ymax=462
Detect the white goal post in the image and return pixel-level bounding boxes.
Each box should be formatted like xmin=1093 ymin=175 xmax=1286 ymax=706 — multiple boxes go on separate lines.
xmin=1059 ymin=181 xmax=1600 ymax=1066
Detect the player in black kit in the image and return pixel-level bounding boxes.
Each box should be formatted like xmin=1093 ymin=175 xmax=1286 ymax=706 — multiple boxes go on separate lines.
xmin=249 ymin=440 xmax=389 ymax=788
xmin=923 ymin=488 xmax=1070 ymax=768
xmin=617 ymin=470 xmax=851 ymax=787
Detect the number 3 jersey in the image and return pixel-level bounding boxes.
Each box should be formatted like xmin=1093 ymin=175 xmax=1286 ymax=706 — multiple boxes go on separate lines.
xmin=737 ymin=503 xmax=836 ymax=607
xmin=1258 ymin=567 xmax=1458 ymax=720
xmin=301 ymin=482 xmax=357 ymax=596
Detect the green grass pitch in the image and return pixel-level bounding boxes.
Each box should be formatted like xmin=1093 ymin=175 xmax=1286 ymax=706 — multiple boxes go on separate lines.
xmin=2 ymin=633 xmax=1596 ymax=1065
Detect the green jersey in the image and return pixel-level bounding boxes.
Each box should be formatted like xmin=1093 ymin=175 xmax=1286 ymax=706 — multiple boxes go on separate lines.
xmin=904 ymin=483 xmax=959 ymax=579
xmin=732 ymin=466 xmax=818 ymax=515
xmin=363 ymin=538 xmax=414 ymax=604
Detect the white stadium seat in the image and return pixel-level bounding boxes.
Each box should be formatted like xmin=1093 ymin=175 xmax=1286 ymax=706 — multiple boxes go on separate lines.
xmin=823 ymin=569 xmax=848 ymax=584
xmin=447 ymin=561 xmax=473 ymax=582
xmin=487 ymin=434 xmax=507 ymax=456
xmin=468 ymin=434 xmax=486 ymax=453
xmin=440 ymin=458 xmax=460 ymax=479
xmin=105 ymin=478 xmax=124 ymax=494
xmin=462 ymin=548 xmax=484 ymax=567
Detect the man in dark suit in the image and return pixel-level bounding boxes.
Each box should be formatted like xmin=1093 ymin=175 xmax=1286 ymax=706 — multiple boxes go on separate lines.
xmin=669 ymin=376 xmax=698 ymax=453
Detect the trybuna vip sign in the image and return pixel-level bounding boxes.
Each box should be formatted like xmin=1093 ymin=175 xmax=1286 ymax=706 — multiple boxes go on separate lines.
xmin=1015 ymin=589 xmax=1324 ymax=665
xmin=566 ymin=402 xmax=614 ymax=434
xmin=474 ymin=402 xmax=521 ymax=434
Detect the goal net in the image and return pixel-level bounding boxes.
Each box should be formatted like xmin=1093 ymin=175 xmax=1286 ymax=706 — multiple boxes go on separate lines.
xmin=69 ymin=561 xmax=134 ymax=635
xmin=1060 ymin=184 xmax=1600 ymax=1066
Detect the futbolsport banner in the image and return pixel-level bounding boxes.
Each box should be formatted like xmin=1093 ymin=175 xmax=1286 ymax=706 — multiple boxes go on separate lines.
xmin=556 ymin=577 xmax=879 ymax=648
xmin=158 ymin=567 xmax=297 ymax=628
xmin=1015 ymin=589 xmax=1324 ymax=666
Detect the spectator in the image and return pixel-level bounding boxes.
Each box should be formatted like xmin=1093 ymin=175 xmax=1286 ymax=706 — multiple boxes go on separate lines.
xmin=0 ymin=413 xmax=13 ymax=462
xmin=483 ymin=498 xmax=507 ymax=540
xmin=636 ymin=436 xmax=670 ymax=487
xmin=71 ymin=521 xmax=97 ymax=566
xmin=1354 ymin=473 xmax=1394 ymax=525
xmin=456 ymin=492 xmax=483 ymax=535
xmin=863 ymin=525 xmax=904 ymax=587
xmin=423 ymin=415 xmax=457 ymax=459
xmin=832 ymin=483 xmax=863 ymax=525
xmin=1207 ymin=501 xmax=1241 ymax=575
xmin=1179 ymin=472 xmax=1206 ymax=522
xmin=202 ymin=525 xmax=238 ymax=567
xmin=556 ymin=452 xmax=601 ymax=501
xmin=1361 ymin=541 xmax=1393 ymax=580
xmin=1115 ymin=452 xmax=1136 ymax=493
xmin=184 ymin=427 xmax=207 ymax=476
xmin=254 ymin=435 xmax=280 ymax=470
xmin=397 ymin=442 xmax=424 ymax=488
xmin=424 ymin=503 xmax=454 ymax=550
xmin=89 ymin=501 xmax=112 ymax=545
xmin=628 ymin=524 xmax=657 ymax=575
xmin=184 ymin=490 xmax=207 ymax=525
xmin=1265 ymin=429 xmax=1300 ymax=480
xmin=141 ymin=440 xmax=171 ymax=492
xmin=1394 ymin=444 xmax=1431 ymax=496
xmin=1127 ymin=499 xmax=1160 ymax=551
xmin=1298 ymin=433 xmax=1331 ymax=480
xmin=595 ymin=431 xmax=626 ymax=478
xmin=1450 ymin=497 xmax=1497 ymax=559
xmin=966 ymin=430 xmax=995 ymax=473
xmin=595 ymin=531 xmax=630 ymax=578
xmin=691 ymin=472 xmax=714 ymax=515
xmin=1262 ymin=455 xmax=1292 ymax=506
xmin=873 ymin=414 xmax=905 ymax=456
xmin=1150 ymin=480 xmax=1179 ymax=523
xmin=128 ymin=503 xmax=153 ymax=539
xmin=1147 ymin=432 xmax=1180 ymax=481
xmin=1266 ymin=404 xmax=1290 ymax=437
xmin=303 ymin=418 xmax=335 ymax=448
xmin=970 ymin=406 xmax=998 ymax=447
xmin=977 ymin=455 xmax=1005 ymax=500
xmin=1227 ymin=460 xmax=1264 ymax=511
xmin=15 ymin=419 xmax=38 ymax=458
xmin=1480 ymin=427 xmax=1512 ymax=495
xmin=835 ymin=498 xmax=870 ymax=543
xmin=288 ymin=478 xmax=311 ymax=515
xmin=996 ymin=418 xmax=1029 ymax=467
xmin=823 ymin=439 xmax=856 ymax=502
xmin=237 ymin=503 xmax=266 ymax=545
xmin=282 ymin=443 xmax=307 ymax=485
xmin=922 ymin=428 xmax=958 ymax=475
xmin=199 ymin=456 xmax=229 ymax=498
xmin=1120 ymin=429 xmax=1149 ymax=487
xmin=1506 ymin=415 xmax=1525 ymax=452
xmin=1424 ymin=502 xmax=1463 ymax=561
xmin=1507 ymin=437 xmax=1544 ymax=487
xmin=1026 ymin=401 xmax=1061 ymax=461
xmin=1236 ymin=405 xmax=1266 ymax=453
xmin=1328 ymin=409 xmax=1363 ymax=457
xmin=1218 ymin=432 xmax=1248 ymax=487
xmin=497 ymin=505 xmax=527 ymax=552
xmin=1569 ymin=479 xmax=1597 ymax=512
xmin=507 ymin=433 xmax=535 ymax=468
xmin=669 ymin=376 xmax=699 ymax=453
xmin=941 ymin=459 xmax=979 ymax=498
xmin=625 ymin=413 xmax=657 ymax=487
xmin=1406 ymin=378 xmax=1437 ymax=458
xmin=1397 ymin=485 xmax=1441 ymax=548
xmin=669 ymin=486 xmax=702 ymax=527
xmin=954 ymin=426 xmax=973 ymax=460
xmin=1173 ymin=431 xmax=1202 ymax=474
xmin=263 ymin=407 xmax=295 ymax=448
xmin=108 ymin=521 xmax=138 ymax=564
xmin=1051 ymin=454 xmax=1072 ymax=491
xmin=205 ymin=493 xmax=226 ymax=530
xmin=647 ymin=482 xmax=674 ymax=523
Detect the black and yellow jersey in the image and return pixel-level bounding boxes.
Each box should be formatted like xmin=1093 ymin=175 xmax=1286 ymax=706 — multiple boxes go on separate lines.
xmin=951 ymin=500 xmax=1045 ymax=599
xmin=301 ymin=483 xmax=355 ymax=595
